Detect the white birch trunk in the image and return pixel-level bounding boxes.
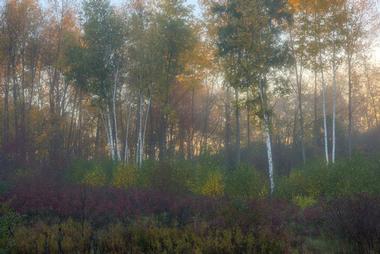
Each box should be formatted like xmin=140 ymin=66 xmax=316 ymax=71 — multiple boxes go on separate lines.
xmin=263 ymin=112 xmax=274 ymax=194
xmin=136 ymin=91 xmax=143 ymax=167
xmin=112 ymin=68 xmax=121 ymax=161
xmin=141 ymin=96 xmax=151 ymax=162
xmin=259 ymin=79 xmax=275 ymax=194
xmin=102 ymin=112 xmax=112 ymax=159
xmin=319 ymin=53 xmax=329 ymax=165
xmin=106 ymin=107 xmax=115 ymax=160
xmin=124 ymin=103 xmax=131 ymax=164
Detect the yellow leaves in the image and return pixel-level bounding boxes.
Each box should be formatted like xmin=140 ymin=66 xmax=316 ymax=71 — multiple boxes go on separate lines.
xmin=177 ymin=39 xmax=214 ymax=89
xmin=292 ymin=195 xmax=317 ymax=209
xmin=112 ymin=165 xmax=137 ymax=189
xmin=201 ymin=171 xmax=224 ymax=197
xmin=290 ymin=0 xmax=347 ymax=14
xmin=83 ymin=166 xmax=107 ymax=187
xmin=176 ymin=73 xmax=187 ymax=83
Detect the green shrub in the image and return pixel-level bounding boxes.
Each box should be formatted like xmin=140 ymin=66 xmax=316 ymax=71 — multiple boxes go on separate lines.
xmin=5 ymin=218 xmax=292 ymax=253
xmin=149 ymin=162 xmax=189 ymax=193
xmin=0 ymin=204 xmax=23 ymax=252
xmin=276 ymin=155 xmax=380 ymax=201
xmin=66 ymin=159 xmax=116 ymax=186
xmin=292 ymin=195 xmax=317 ymax=209
xmin=225 ymin=165 xmax=268 ymax=199
xmin=200 ymin=171 xmax=224 ymax=197
xmin=98 ymin=222 xmax=128 ymax=253
xmin=83 ymin=165 xmax=108 ymax=187
xmin=112 ymin=165 xmax=138 ymax=189
xmin=11 ymin=219 xmax=92 ymax=253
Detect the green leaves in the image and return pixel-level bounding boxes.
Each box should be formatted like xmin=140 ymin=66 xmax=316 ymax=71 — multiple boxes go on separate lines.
xmin=213 ymin=0 xmax=292 ymax=90
xmin=65 ymin=0 xmax=126 ymax=99
xmin=276 ymin=155 xmax=380 ymax=202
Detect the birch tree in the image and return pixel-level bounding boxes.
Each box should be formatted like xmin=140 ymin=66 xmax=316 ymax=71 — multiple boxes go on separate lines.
xmin=65 ymin=0 xmax=126 ymax=160
xmin=126 ymin=1 xmax=154 ymax=167
xmin=327 ymin=2 xmax=345 ymax=163
xmin=213 ymin=0 xmax=292 ymax=193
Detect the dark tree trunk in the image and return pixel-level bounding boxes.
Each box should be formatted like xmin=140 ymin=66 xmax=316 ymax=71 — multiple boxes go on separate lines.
xmin=235 ymin=88 xmax=240 ymax=167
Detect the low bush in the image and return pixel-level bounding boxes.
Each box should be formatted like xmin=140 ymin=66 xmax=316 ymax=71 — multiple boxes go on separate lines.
xmin=225 ymin=165 xmax=268 ymax=200
xmin=112 ymin=165 xmax=138 ymax=189
xmin=276 ymin=155 xmax=380 ymax=204
xmin=324 ymin=194 xmax=380 ymax=253
xmin=5 ymin=217 xmax=293 ymax=253
xmin=0 ymin=203 xmax=23 ymax=252
xmin=200 ymin=170 xmax=224 ymax=197
xmin=66 ymin=159 xmax=267 ymax=200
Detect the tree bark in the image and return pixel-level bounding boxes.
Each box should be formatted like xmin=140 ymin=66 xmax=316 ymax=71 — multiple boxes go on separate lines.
xmin=136 ymin=90 xmax=143 ymax=167
xmin=235 ymin=88 xmax=241 ymax=167
xmin=123 ymin=103 xmax=131 ymax=164
xmin=313 ymin=69 xmax=319 ymax=147
xmin=347 ymin=54 xmax=353 ymax=158
xmin=259 ymin=78 xmax=274 ymax=194
xmin=319 ymin=51 xmax=329 ymax=165
xmin=2 ymin=64 xmax=10 ymax=149
xmin=332 ymin=46 xmax=337 ymax=164
xmin=296 ymin=64 xmax=306 ymax=164
xmin=142 ymin=96 xmax=151 ymax=161
xmin=224 ymin=86 xmax=233 ymax=168
xmin=290 ymin=30 xmax=306 ymax=164
xmin=247 ymin=91 xmax=251 ymax=148
xmin=112 ymin=68 xmax=120 ymax=161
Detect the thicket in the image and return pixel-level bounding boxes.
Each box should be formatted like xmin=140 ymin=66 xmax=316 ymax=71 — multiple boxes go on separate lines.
xmin=1 ymin=155 xmax=380 ymax=252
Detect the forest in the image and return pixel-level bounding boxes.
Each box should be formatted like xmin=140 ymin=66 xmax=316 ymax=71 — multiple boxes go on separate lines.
xmin=0 ymin=0 xmax=380 ymax=252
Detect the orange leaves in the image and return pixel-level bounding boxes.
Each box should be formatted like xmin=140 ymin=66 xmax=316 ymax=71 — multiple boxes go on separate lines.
xmin=288 ymin=0 xmax=301 ymax=12
xmin=289 ymin=0 xmax=347 ymax=14
xmin=4 ymin=0 xmax=42 ymax=35
xmin=177 ymin=37 xmax=214 ymax=89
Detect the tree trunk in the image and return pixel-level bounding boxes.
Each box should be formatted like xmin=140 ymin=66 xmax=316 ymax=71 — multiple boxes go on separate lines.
xmin=363 ymin=60 xmax=379 ymax=127
xmin=124 ymin=103 xmax=131 ymax=164
xmin=319 ymin=52 xmax=329 ymax=165
xmin=95 ymin=114 xmax=101 ymax=157
xmin=347 ymin=54 xmax=353 ymax=158
xmin=158 ymin=111 xmax=167 ymax=161
xmin=296 ymin=66 xmax=306 ymax=164
xmin=112 ymin=68 xmax=120 ymax=161
xmin=259 ymin=79 xmax=274 ymax=194
xmin=188 ymin=88 xmax=195 ymax=160
xmin=313 ymin=69 xmax=319 ymax=147
xmin=235 ymin=88 xmax=241 ymax=167
xmin=247 ymin=91 xmax=251 ymax=148
xmin=105 ymin=105 xmax=115 ymax=160
xmin=290 ymin=30 xmax=306 ymax=164
xmin=142 ymin=96 xmax=151 ymax=161
xmin=136 ymin=91 xmax=143 ymax=167
xmin=332 ymin=47 xmax=337 ymax=164
xmin=2 ymin=64 xmax=10 ymax=149
xmin=201 ymin=82 xmax=212 ymax=155
xmin=224 ymin=86 xmax=233 ymax=168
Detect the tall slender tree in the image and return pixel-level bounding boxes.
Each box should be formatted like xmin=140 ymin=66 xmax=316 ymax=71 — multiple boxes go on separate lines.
xmin=65 ymin=0 xmax=126 ymax=160
xmin=213 ymin=0 xmax=292 ymax=193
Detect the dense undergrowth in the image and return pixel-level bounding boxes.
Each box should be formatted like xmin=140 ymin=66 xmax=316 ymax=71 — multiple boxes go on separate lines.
xmin=1 ymin=155 xmax=380 ymax=253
